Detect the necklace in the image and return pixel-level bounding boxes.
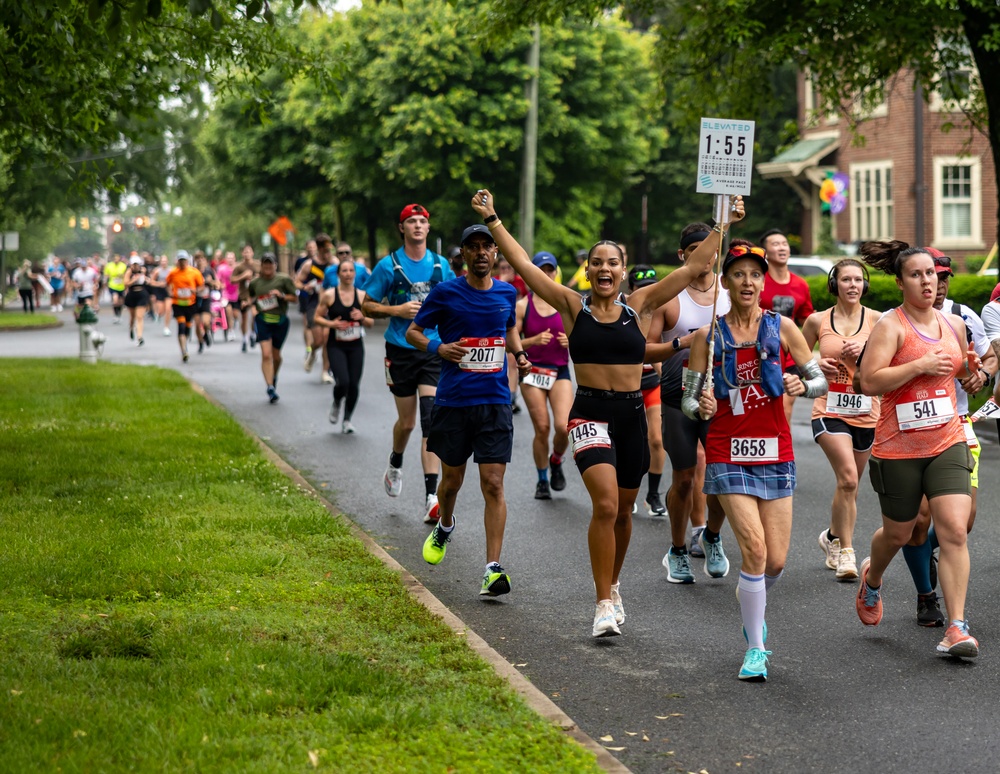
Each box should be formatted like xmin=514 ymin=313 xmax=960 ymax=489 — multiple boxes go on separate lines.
xmin=690 ymin=280 xmax=714 ymax=293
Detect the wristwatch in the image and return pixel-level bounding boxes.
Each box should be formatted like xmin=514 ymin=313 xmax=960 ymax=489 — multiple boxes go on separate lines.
xmin=672 ymin=337 xmax=681 ymax=351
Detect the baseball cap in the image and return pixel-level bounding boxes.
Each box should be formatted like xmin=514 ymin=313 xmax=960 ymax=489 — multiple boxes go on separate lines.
xmin=460 ymin=224 xmax=495 ymax=246
xmin=261 ymin=252 xmax=277 ymax=264
xmin=628 ymin=264 xmax=657 ymax=289
xmin=399 ymin=203 xmax=430 ymax=222
xmin=176 ymin=250 xmax=190 ymax=262
xmin=722 ymin=243 xmax=768 ymax=275
xmin=990 ymin=282 xmax=1000 ymax=303
xmin=129 ymin=256 xmax=142 ymax=265
xmin=532 ymin=251 xmax=558 ymax=270
xmin=925 ymin=247 xmax=953 ymax=277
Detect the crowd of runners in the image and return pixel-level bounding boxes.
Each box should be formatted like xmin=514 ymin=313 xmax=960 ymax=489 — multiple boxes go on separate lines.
xmin=33 ymin=193 xmax=1000 ymax=682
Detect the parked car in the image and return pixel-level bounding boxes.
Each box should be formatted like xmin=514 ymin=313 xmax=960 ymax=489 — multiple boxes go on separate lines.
xmin=787 ymin=256 xmax=835 ymax=278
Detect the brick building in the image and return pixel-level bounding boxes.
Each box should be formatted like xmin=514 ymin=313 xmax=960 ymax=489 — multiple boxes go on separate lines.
xmin=757 ymin=68 xmax=997 ymax=265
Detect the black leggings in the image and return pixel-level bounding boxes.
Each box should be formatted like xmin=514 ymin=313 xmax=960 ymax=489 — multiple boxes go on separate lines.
xmin=19 ymin=289 xmax=34 ymax=312
xmin=328 ymin=341 xmax=364 ymax=420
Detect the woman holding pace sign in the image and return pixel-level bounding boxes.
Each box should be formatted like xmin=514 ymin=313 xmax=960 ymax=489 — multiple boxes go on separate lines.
xmin=472 ymin=188 xmax=743 ymax=638
xmin=801 ymin=259 xmax=881 ymax=583
xmin=855 ymin=241 xmax=979 ymax=659
xmin=684 ymin=240 xmax=827 ymax=681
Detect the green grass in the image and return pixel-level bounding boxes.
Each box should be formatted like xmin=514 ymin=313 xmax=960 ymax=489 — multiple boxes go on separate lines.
xmin=0 ymin=310 xmax=59 ymax=328
xmin=0 ymin=360 xmax=601 ymax=773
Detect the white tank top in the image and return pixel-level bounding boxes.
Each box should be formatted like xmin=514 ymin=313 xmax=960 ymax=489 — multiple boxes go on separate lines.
xmin=659 ymin=284 xmax=731 ymax=406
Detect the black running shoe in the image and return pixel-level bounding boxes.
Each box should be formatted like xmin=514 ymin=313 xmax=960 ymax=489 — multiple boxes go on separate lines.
xmin=534 ymin=480 xmax=552 ymax=500
xmin=917 ymin=592 xmax=945 ymax=627
xmin=549 ymin=457 xmax=566 ymax=491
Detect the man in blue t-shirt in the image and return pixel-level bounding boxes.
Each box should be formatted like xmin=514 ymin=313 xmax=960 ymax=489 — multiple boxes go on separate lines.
xmin=323 ymin=242 xmax=371 ymax=291
xmin=405 ymin=224 xmax=531 ymax=598
xmin=362 ymin=204 xmax=456 ymax=523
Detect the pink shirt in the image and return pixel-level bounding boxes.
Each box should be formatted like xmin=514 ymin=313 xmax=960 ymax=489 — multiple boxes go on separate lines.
xmin=217 ymin=263 xmax=238 ymax=302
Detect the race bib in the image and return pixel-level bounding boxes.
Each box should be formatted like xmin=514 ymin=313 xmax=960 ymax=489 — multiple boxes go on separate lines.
xmin=523 ymin=366 xmax=557 ymax=391
xmin=971 ymin=397 xmax=1000 ymax=422
xmin=729 ymin=437 xmax=779 ymax=463
xmin=458 ymin=337 xmax=506 ymax=372
xmin=384 ymin=358 xmax=394 ymax=386
xmin=568 ymin=419 xmax=611 ymax=456
xmin=826 ymin=383 xmax=872 ymax=417
xmin=335 ymin=323 xmax=362 ymax=342
xmin=963 ymin=419 xmax=979 ymax=449
xmin=257 ymin=295 xmax=279 ymax=311
xmin=895 ymin=387 xmax=953 ymax=432
xmin=176 ymin=288 xmax=193 ymax=298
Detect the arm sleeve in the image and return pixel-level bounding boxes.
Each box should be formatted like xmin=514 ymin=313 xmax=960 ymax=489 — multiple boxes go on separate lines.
xmin=799 ymin=358 xmax=829 ymax=398
xmin=681 ymin=369 xmax=706 ymax=420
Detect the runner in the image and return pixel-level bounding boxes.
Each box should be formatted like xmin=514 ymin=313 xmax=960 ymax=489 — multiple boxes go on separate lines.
xmin=216 ymin=251 xmax=239 ymax=340
xmin=896 ymin=249 xmax=995 ymax=627
xmin=855 ymin=240 xmax=979 ymax=659
xmin=644 ymin=223 xmax=732 ymax=583
xmin=472 ymin=188 xmax=742 ymax=637
xmin=17 ymin=261 xmax=38 ymax=313
xmin=759 ymin=229 xmax=815 ymax=424
xmin=684 ymin=239 xmax=828 ymax=681
xmin=361 ymin=203 xmax=455 ymax=524
xmin=295 ymin=240 xmax=318 ymax=360
xmin=231 ymin=245 xmax=258 ymax=353
xmin=123 ymin=256 xmax=150 ymax=346
xmin=295 ymin=233 xmax=335 ymax=382
xmin=103 ymin=253 xmax=128 ymax=325
xmin=314 ymin=260 xmax=374 ymax=433
xmin=48 ymin=257 xmax=67 ymax=312
xmin=70 ymin=258 xmax=99 ymax=316
xmin=165 ymin=250 xmax=204 ymax=363
xmin=409 ymin=223 xmax=530 ymax=597
xmin=801 ymin=259 xmax=880 ymax=582
xmin=193 ymin=251 xmax=219 ymax=354
xmin=516 ymin=251 xmax=571 ymax=500
xmin=627 ymin=264 xmax=667 ymax=517
xmin=150 ymin=256 xmax=172 ymax=335
xmin=248 ymin=253 xmax=298 ymax=403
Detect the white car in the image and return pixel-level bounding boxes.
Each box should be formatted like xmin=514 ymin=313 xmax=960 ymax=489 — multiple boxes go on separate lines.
xmin=787 ymin=256 xmax=834 ymax=278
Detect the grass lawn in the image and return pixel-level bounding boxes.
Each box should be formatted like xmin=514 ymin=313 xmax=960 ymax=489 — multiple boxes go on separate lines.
xmin=0 ymin=360 xmax=601 ymax=773
xmin=0 ymin=310 xmax=59 ymax=328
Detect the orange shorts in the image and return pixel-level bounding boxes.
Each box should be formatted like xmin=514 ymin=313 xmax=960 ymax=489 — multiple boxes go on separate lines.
xmin=642 ymin=386 xmax=661 ymax=410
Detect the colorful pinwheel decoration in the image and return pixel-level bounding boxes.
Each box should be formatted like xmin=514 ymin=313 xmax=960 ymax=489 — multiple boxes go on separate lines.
xmin=819 ymin=171 xmax=849 ymax=214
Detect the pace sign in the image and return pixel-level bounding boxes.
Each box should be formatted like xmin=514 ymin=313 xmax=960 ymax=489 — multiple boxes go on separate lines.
xmin=696 ymin=118 xmax=755 ymax=196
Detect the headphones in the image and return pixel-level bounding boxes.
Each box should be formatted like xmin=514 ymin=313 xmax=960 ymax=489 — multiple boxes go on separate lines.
xmin=827 ymin=260 xmax=870 ymax=297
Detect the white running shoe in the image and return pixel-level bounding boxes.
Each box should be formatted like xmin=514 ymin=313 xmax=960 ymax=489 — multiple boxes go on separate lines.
xmin=384 ymin=456 xmax=402 ymax=498
xmin=818 ymin=529 xmax=841 ymax=571
xmin=304 ymin=348 xmax=316 ymax=373
xmin=163 ymin=327 xmax=171 ymax=336
xmin=592 ymin=600 xmax=621 ymax=638
xmin=836 ymin=547 xmax=859 ymax=581
xmin=328 ymin=399 xmax=341 ymax=424
xmin=341 ymin=421 xmax=355 ymax=435
xmin=423 ymin=494 xmax=440 ymax=524
xmin=610 ymin=582 xmax=625 ymax=625
xmin=321 ymin=370 xmax=334 ymax=384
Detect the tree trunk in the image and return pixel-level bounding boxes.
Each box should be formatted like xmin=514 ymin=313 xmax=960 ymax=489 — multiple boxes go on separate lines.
xmin=961 ymin=1 xmax=1000 ymax=249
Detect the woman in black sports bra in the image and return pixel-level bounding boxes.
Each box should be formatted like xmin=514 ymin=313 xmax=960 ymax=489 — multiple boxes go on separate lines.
xmin=472 ymin=188 xmax=744 ymax=639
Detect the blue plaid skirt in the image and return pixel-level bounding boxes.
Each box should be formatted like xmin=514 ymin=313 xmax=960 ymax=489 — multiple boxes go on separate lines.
xmin=704 ymin=461 xmax=796 ymax=499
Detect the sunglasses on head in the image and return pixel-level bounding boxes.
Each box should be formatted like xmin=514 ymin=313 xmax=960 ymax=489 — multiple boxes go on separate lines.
xmin=933 ymin=255 xmax=952 ymax=267
xmin=727 ymin=245 xmax=766 ymax=259
xmin=631 ymin=269 xmax=657 ymax=280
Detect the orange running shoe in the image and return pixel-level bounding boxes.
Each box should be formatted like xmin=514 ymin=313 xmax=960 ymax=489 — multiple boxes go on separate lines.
xmin=936 ymin=621 xmax=979 ymax=658
xmin=855 ymin=557 xmax=883 ymax=626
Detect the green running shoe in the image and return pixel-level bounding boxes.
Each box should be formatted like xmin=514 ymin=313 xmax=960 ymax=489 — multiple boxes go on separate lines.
xmin=422 ymin=520 xmax=453 ymax=565
xmin=480 ymin=563 xmax=511 ymax=597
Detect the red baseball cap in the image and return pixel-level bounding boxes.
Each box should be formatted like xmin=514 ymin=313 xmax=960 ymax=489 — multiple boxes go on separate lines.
xmin=399 ymin=203 xmax=430 ymax=223
xmin=990 ymin=282 xmax=1000 ymax=303
xmin=925 ymin=247 xmax=953 ymax=277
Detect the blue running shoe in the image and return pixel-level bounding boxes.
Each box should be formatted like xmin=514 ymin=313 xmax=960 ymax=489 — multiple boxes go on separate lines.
xmin=739 ymin=648 xmax=771 ymax=682
xmin=663 ymin=547 xmax=695 ymax=584
xmin=701 ymin=533 xmax=730 ymax=578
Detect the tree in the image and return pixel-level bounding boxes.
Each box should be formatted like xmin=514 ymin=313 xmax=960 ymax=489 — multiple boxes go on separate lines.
xmin=483 ymin=0 xmax=1000 ymax=246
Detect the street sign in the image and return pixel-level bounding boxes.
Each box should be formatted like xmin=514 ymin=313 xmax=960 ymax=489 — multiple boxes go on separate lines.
xmin=2 ymin=232 xmax=19 ymax=251
xmin=696 ymin=118 xmax=755 ymax=195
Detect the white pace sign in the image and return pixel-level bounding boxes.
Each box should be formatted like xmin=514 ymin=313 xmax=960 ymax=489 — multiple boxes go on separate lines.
xmin=696 ymin=118 xmax=755 ymax=196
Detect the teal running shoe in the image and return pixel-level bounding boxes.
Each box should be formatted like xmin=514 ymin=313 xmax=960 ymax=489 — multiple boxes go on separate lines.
xmin=700 ymin=533 xmax=730 ymax=578
xmin=738 ymin=648 xmax=771 ymax=682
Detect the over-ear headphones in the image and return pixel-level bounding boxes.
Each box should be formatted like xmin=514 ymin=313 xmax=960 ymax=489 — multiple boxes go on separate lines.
xmin=828 ymin=259 xmax=870 ymax=297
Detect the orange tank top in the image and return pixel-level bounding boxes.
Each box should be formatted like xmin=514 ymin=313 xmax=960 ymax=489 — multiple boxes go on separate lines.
xmin=811 ymin=306 xmax=880 ymax=427
xmin=873 ymin=308 xmax=965 ymax=460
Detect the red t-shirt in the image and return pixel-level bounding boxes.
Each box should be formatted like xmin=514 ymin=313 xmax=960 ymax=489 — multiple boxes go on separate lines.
xmin=761 ymin=271 xmax=814 ymax=368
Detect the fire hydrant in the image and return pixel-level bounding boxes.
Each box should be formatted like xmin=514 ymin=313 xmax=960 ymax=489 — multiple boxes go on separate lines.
xmin=76 ymin=305 xmax=106 ymax=363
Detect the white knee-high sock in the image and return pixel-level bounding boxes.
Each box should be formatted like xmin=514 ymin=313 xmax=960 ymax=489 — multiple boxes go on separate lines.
xmin=738 ymin=571 xmax=766 ymax=650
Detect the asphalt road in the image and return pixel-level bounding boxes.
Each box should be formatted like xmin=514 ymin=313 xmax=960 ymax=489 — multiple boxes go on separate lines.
xmin=6 ymin=310 xmax=1000 ymax=773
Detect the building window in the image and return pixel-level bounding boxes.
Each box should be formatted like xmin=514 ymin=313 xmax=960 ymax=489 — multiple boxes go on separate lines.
xmin=849 ymin=162 xmax=893 ymax=241
xmin=933 ymin=156 xmax=982 ymax=248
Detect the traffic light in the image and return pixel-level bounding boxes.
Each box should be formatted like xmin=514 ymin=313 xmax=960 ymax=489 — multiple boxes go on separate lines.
xmin=134 ymin=216 xmax=150 ymax=229
xmin=112 ymin=219 xmax=123 ymax=233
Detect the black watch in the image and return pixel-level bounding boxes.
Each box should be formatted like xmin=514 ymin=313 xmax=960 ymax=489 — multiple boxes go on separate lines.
xmin=514 ymin=350 xmax=528 ymax=361
xmin=672 ymin=337 xmax=681 ymax=351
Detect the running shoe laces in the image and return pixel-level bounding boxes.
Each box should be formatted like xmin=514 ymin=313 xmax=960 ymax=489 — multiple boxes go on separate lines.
xmin=422 ymin=521 xmax=452 ymax=565
xmin=862 ymin=583 xmax=881 ymax=609
xmin=592 ymin=600 xmax=621 ymax=638
xmin=702 ymin=535 xmax=730 ymax=578
xmin=480 ymin=564 xmax=511 ymax=597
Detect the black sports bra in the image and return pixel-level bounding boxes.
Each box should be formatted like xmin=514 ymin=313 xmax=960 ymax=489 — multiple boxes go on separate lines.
xmin=568 ymin=294 xmax=646 ymax=365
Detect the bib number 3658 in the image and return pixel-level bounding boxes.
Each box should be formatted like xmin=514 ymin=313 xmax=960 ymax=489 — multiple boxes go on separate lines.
xmin=729 ymin=437 xmax=778 ymax=463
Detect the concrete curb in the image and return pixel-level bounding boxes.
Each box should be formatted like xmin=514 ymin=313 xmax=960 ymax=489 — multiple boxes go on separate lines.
xmin=185 ymin=378 xmax=632 ymax=774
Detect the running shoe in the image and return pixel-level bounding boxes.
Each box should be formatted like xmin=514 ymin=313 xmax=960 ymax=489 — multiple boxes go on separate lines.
xmin=917 ymin=592 xmax=945 ymax=627
xmin=328 ymin=399 xmax=341 ymax=424
xmin=936 ymin=621 xmax=979 ymax=658
xmin=701 ymin=533 xmax=730 ymax=578
xmin=242 ymin=340 xmax=248 ymax=353
xmin=198 ymin=339 xmax=204 ymax=354
xmin=929 ymin=547 xmax=939 ymax=591
xmin=836 ymin=547 xmax=859 ymax=581
xmin=689 ymin=526 xmax=706 ymax=558
xmin=422 ymin=520 xmax=452 ymax=565
xmin=322 ymin=370 xmax=334 ymax=384
xmin=738 ymin=648 xmax=771 ymax=682
xmin=342 ymin=421 xmax=355 ymax=435
xmin=304 ymin=348 xmax=315 ymax=372
xmin=592 ymin=600 xmax=621 ymax=638
xmin=182 ymin=352 xmax=189 ymax=363
xmin=250 ymin=332 xmax=256 ymax=348
xmin=164 ymin=327 xmax=171 ymax=336
xmin=137 ymin=337 xmax=144 ymax=347
xmin=130 ymin=327 xmax=135 ymax=340
xmin=549 ymin=457 xmax=566 ymax=491
xmin=855 ymin=557 xmax=883 ymax=626
xmin=383 ymin=456 xmax=402 ymax=498
xmin=610 ymin=582 xmax=625 ymax=625
xmin=267 ymin=386 xmax=279 ymax=404
xmin=423 ymin=494 xmax=440 ymax=524
xmin=818 ymin=529 xmax=841 ymax=571
xmin=644 ymin=492 xmax=667 ymax=517
xmin=480 ymin=564 xmax=511 ymax=597
xmin=534 ymin=480 xmax=552 ymax=500
xmin=511 ymin=396 xmax=521 ymax=414
xmin=663 ymin=547 xmax=695 ymax=584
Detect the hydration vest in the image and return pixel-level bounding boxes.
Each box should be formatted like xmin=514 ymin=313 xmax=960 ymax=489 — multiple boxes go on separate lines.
xmin=711 ymin=310 xmax=784 ymax=400
xmin=388 ymin=249 xmax=444 ymax=304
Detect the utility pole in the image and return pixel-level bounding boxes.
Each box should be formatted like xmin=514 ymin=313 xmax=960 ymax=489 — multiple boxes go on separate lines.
xmin=518 ymin=24 xmax=541 ymax=256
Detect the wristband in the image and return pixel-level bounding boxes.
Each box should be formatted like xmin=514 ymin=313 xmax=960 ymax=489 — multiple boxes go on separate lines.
xmin=484 ymin=214 xmax=499 ymax=225
xmin=427 ymin=339 xmax=441 ymax=355
xmin=513 ymin=350 xmax=528 ymax=361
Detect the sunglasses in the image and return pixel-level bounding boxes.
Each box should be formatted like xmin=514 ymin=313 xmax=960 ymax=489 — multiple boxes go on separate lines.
xmin=727 ymin=245 xmax=766 ymax=259
xmin=337 ymin=250 xmax=352 ymax=256
xmin=631 ymin=269 xmax=657 ymax=280
xmin=933 ymin=255 xmax=952 ymax=267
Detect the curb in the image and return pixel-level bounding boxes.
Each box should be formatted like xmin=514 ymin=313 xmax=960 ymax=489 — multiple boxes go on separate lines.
xmin=185 ymin=378 xmax=632 ymax=774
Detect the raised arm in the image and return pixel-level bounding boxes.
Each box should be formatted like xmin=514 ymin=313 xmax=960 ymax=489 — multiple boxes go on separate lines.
xmin=471 ymin=189 xmax=581 ymax=317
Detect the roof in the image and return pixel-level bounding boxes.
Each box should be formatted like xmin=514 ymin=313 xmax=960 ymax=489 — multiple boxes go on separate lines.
xmin=757 ymin=135 xmax=840 ymax=179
